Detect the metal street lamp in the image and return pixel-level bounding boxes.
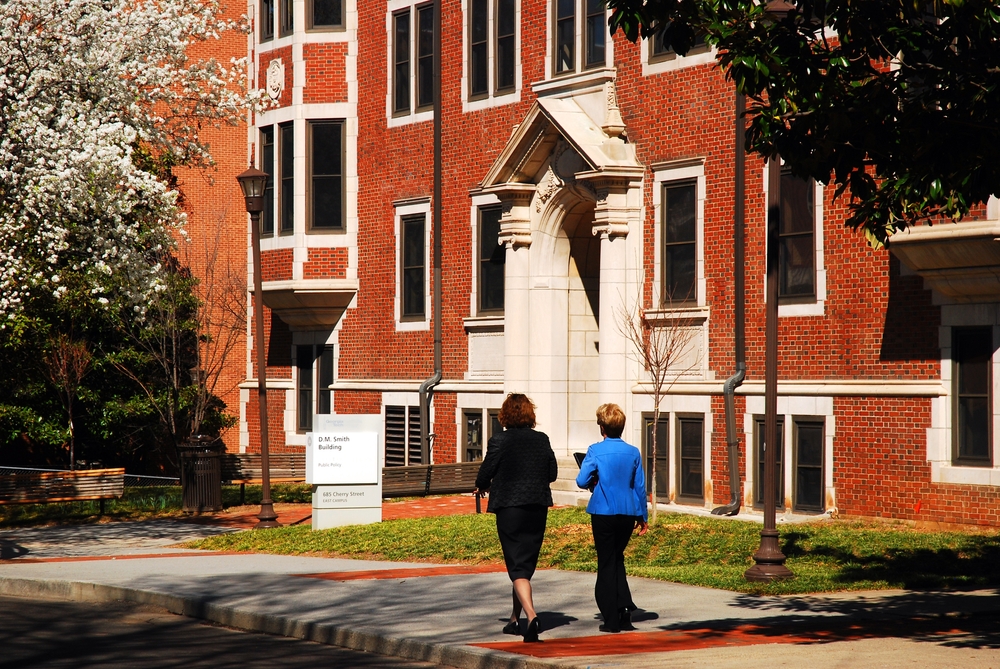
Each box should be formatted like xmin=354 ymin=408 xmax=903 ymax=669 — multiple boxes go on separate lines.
xmin=237 ymin=165 xmax=281 ymax=530
xmin=745 ymin=0 xmax=795 ymax=582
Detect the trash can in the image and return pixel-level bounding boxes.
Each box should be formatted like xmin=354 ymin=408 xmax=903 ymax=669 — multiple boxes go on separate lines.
xmin=179 ymin=436 xmax=223 ymax=514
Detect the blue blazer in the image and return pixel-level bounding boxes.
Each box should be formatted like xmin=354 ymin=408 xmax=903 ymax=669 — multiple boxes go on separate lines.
xmin=576 ymin=437 xmax=648 ymax=521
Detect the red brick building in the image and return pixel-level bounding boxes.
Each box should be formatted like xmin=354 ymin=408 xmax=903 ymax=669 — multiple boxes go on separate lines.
xmin=233 ymin=0 xmax=1000 ymax=526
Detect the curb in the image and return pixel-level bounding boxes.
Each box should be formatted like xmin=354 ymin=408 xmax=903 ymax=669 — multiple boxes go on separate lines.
xmin=0 ymin=576 xmax=574 ymax=669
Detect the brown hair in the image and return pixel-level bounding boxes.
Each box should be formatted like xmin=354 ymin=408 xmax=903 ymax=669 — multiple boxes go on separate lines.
xmin=498 ymin=393 xmax=536 ymax=429
xmin=596 ymin=403 xmax=626 ymax=438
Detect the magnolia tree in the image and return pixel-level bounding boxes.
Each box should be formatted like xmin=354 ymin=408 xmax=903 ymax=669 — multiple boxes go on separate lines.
xmin=0 ymin=0 xmax=261 ymax=322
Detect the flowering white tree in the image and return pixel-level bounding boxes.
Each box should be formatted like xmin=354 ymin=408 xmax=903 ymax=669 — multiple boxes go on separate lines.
xmin=0 ymin=0 xmax=260 ymax=321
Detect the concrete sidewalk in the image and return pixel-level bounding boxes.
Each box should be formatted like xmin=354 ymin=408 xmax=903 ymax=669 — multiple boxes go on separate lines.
xmin=1 ymin=511 xmax=999 ymax=668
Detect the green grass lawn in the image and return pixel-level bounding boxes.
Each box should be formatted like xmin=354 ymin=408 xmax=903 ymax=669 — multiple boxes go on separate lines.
xmin=187 ymin=507 xmax=1000 ymax=595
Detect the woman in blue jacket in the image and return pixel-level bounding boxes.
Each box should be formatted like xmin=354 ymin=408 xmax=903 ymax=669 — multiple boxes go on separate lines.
xmin=576 ymin=403 xmax=648 ymax=633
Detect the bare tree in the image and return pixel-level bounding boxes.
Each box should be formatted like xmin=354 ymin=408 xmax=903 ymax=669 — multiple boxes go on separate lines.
xmin=43 ymin=334 xmax=92 ymax=469
xmin=618 ymin=288 xmax=696 ymax=524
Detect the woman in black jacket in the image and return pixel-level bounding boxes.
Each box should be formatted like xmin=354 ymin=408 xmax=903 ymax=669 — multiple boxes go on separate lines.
xmin=474 ymin=393 xmax=558 ymax=642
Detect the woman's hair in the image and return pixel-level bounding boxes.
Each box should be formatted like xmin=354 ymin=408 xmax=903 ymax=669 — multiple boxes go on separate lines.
xmin=498 ymin=393 xmax=536 ymax=429
xmin=596 ymin=403 xmax=626 ymax=438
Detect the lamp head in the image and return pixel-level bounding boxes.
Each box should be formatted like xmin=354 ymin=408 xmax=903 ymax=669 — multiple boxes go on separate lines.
xmin=236 ymin=165 xmax=269 ymax=214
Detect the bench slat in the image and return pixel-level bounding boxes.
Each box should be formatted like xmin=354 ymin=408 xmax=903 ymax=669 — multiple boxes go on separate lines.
xmin=0 ymin=468 xmax=125 ymax=505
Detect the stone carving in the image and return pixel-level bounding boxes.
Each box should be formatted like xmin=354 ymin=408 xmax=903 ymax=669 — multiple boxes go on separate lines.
xmin=266 ymin=58 xmax=285 ymax=101
xmin=535 ymin=164 xmax=564 ymax=212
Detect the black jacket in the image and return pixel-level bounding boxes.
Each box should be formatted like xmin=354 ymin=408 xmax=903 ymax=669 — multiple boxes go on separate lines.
xmin=475 ymin=427 xmax=558 ymax=513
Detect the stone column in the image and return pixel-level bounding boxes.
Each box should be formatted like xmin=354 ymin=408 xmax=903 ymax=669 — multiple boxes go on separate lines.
xmin=577 ymin=168 xmax=644 ymax=406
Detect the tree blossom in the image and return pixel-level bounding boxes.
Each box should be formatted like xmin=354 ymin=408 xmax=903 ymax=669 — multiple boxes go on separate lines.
xmin=0 ymin=0 xmax=262 ymax=321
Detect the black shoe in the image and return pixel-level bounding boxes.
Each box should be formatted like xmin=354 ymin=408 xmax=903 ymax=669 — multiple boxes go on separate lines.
xmin=598 ymin=624 xmax=621 ymax=633
xmin=524 ymin=617 xmax=540 ymax=642
xmin=502 ymin=620 xmax=519 ymax=635
xmin=619 ymin=608 xmax=635 ymax=631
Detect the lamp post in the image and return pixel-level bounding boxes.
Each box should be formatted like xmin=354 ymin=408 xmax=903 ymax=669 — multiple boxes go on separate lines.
xmin=237 ymin=165 xmax=281 ymax=530
xmin=745 ymin=0 xmax=795 ymax=582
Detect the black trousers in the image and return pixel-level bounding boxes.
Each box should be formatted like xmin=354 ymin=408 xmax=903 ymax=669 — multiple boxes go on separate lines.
xmin=591 ymin=514 xmax=637 ymax=629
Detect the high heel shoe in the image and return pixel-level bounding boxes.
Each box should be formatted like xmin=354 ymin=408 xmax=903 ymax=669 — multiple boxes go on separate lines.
xmin=502 ymin=620 xmax=519 ymax=635
xmin=523 ymin=617 xmax=540 ymax=643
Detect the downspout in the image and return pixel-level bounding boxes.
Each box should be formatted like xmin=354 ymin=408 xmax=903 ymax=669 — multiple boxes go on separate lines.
xmin=712 ymin=92 xmax=747 ymax=516
xmin=419 ymin=0 xmax=443 ymax=466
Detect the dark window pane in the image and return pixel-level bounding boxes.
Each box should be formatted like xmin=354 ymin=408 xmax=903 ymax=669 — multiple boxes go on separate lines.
xmin=780 ymin=235 xmax=814 ymax=296
xmin=754 ymin=418 xmax=784 ymax=507
xmin=394 ymin=12 xmax=410 ymax=113
xmin=311 ymin=123 xmax=341 ymax=176
xmin=297 ymin=345 xmax=314 ymax=431
xmin=585 ymin=0 xmax=605 ymax=67
xmin=497 ymin=0 xmax=516 ymax=90
xmin=796 ymin=424 xmax=823 ymax=466
xmin=280 ymin=124 xmax=294 ymax=233
xmin=417 ymin=5 xmax=434 ymax=108
xmin=402 ymin=216 xmax=425 ymax=318
xmin=644 ymin=416 xmax=669 ymax=499
xmin=317 ymin=346 xmax=333 ymax=414
xmin=665 ymin=245 xmax=696 ymax=302
xmin=312 ymin=0 xmax=342 ymax=27
xmin=780 ymin=173 xmax=814 ymax=234
xmin=311 ymin=122 xmax=342 ymax=230
xmin=312 ymin=177 xmax=341 ymax=229
xmin=955 ymin=328 xmax=992 ymax=463
xmin=678 ymin=417 xmax=703 ymax=498
xmin=556 ymin=1 xmax=574 ymax=74
xmin=796 ymin=467 xmax=822 ymax=509
xmin=663 ymin=183 xmax=697 ymax=304
xmin=794 ymin=421 xmax=823 ymax=511
xmin=280 ymin=0 xmax=293 ymax=34
xmin=260 ymin=127 xmax=274 ymax=236
xmin=665 ymin=185 xmax=696 ymax=242
xmin=261 ymin=0 xmax=274 ymax=40
xmin=471 ymin=0 xmax=488 ymax=96
xmin=465 ymin=411 xmax=483 ymax=462
xmin=557 ymin=0 xmax=574 ymax=18
xmin=479 ymin=206 xmax=504 ymax=313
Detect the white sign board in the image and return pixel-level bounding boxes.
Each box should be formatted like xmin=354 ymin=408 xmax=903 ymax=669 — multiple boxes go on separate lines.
xmin=307 ymin=431 xmax=378 ymax=485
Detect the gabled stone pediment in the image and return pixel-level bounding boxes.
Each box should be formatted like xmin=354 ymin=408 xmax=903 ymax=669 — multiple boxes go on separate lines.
xmin=480 ymin=96 xmax=639 ymax=190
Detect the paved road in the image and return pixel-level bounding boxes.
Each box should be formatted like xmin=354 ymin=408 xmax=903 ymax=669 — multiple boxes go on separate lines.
xmin=0 ymin=595 xmax=444 ymax=669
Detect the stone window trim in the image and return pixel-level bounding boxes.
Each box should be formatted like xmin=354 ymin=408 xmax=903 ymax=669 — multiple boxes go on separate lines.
xmin=651 ymin=159 xmax=706 ymax=309
xmin=462 ymin=0 xmax=522 ymax=113
xmin=394 ymin=198 xmax=432 ymax=332
xmin=545 ymin=0 xmax=612 ymax=82
xmin=307 ymin=0 xmax=347 ymax=32
xmin=641 ymin=30 xmax=716 ymax=77
xmin=470 ymin=192 xmax=504 ymax=317
xmin=761 ymin=162 xmax=826 ymax=317
xmin=386 ymin=0 xmax=435 ymax=127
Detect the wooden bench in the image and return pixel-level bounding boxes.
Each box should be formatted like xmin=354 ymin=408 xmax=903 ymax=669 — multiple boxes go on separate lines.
xmin=381 ymin=462 xmax=481 ymax=498
xmin=220 ymin=453 xmax=307 ymax=504
xmin=0 ymin=468 xmax=125 ymax=514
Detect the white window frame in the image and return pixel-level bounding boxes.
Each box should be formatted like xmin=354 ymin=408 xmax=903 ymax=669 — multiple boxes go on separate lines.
xmin=651 ymin=159 xmax=706 ymax=309
xmin=640 ymin=35 xmax=717 ymax=77
xmin=394 ymin=198 xmax=431 ymax=332
xmin=762 ymin=164 xmax=826 ymax=317
xmin=462 ymin=0 xmax=522 ymax=112
xmin=544 ymin=0 xmax=612 ymax=81
xmin=386 ymin=0 xmax=435 ymax=128
xmin=744 ymin=395 xmax=836 ymax=515
xmin=929 ymin=309 xmax=1000 ymax=486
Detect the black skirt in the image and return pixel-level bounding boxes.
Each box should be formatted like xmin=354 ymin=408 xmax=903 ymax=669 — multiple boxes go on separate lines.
xmin=495 ymin=504 xmax=548 ymax=581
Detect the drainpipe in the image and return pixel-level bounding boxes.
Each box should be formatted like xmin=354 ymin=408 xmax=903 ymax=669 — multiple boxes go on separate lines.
xmin=419 ymin=0 xmax=443 ymax=466
xmin=712 ymin=92 xmax=747 ymax=517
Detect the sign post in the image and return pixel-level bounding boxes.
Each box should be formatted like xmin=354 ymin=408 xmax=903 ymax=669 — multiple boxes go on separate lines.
xmin=307 ymin=414 xmax=382 ymax=529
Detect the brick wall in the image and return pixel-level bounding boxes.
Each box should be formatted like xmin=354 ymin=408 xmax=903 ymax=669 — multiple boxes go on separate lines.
xmin=304 ymin=247 xmax=348 ymax=279
xmin=304 ymin=42 xmax=349 ymax=103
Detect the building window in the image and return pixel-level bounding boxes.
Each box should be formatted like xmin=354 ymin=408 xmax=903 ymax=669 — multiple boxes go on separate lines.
xmin=793 ymin=419 xmax=824 ymax=512
xmin=261 ymin=0 xmax=275 ymax=41
xmin=279 ymin=0 xmax=293 ymax=36
xmin=279 ymin=123 xmax=294 ymax=234
xmin=469 ymin=0 xmax=517 ymax=102
xmin=650 ymin=31 xmax=710 ymax=63
xmin=553 ymin=0 xmax=605 ymax=75
xmin=662 ymin=181 xmax=697 ymax=305
xmin=753 ymin=416 xmax=784 ymax=509
xmin=642 ymin=414 xmax=669 ymax=501
xmin=401 ymin=214 xmax=426 ymax=319
xmin=309 ymin=0 xmax=344 ymax=29
xmin=677 ymin=415 xmax=703 ymax=501
xmin=779 ymin=170 xmax=816 ymax=300
xmin=393 ymin=4 xmax=434 ymax=116
xmin=478 ymin=206 xmax=504 ymax=313
xmin=954 ymin=327 xmax=993 ymax=465
xmin=464 ymin=409 xmax=501 ymax=462
xmin=296 ymin=344 xmax=333 ymax=432
xmin=260 ymin=126 xmax=275 ymax=237
xmin=385 ymin=405 xmax=422 ymax=466
xmin=309 ymin=121 xmax=344 ymax=231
